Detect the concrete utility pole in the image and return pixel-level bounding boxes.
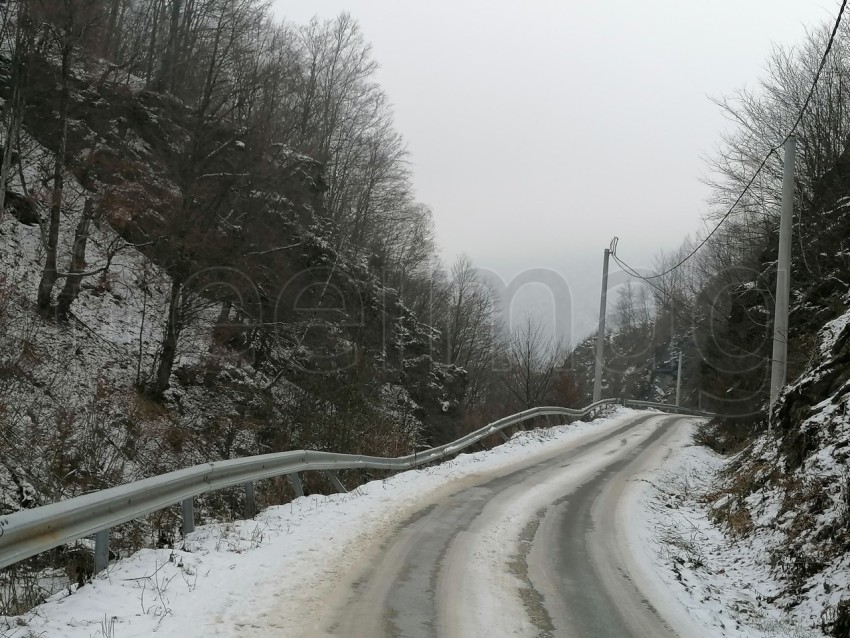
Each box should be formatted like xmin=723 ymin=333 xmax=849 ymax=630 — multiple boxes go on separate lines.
xmin=592 ymin=248 xmax=610 ymax=403
xmin=769 ymin=135 xmax=796 ymax=415
xmin=676 ymin=350 xmax=683 ymax=407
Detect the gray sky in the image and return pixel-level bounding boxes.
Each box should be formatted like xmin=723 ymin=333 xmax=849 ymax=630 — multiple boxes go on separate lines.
xmin=272 ymin=0 xmax=835 ymax=344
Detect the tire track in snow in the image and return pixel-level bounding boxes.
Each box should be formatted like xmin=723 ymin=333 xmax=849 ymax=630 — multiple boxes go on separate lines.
xmin=319 ymin=413 xmax=669 ymax=637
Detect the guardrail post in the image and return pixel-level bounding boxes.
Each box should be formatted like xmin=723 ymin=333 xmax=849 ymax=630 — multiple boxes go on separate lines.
xmin=244 ymin=481 xmax=256 ymax=518
xmin=94 ymin=529 xmax=109 ymax=573
xmin=288 ymin=472 xmax=304 ymax=498
xmin=498 ymin=430 xmax=509 ymax=442
xmin=325 ymin=471 xmax=347 ymax=493
xmin=182 ymin=498 xmax=194 ymax=535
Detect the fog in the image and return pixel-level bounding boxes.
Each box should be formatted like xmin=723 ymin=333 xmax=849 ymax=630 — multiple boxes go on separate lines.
xmin=273 ymin=0 xmax=835 ymax=344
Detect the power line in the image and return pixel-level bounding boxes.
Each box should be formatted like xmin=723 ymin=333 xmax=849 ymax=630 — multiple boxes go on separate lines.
xmin=609 ymin=249 xmax=704 ymax=335
xmin=782 ymin=0 xmax=849 ymax=147
xmin=618 ymin=0 xmax=848 ymax=282
xmin=609 ymin=250 xmax=695 ymax=323
xmin=610 ymin=250 xmax=775 ymax=363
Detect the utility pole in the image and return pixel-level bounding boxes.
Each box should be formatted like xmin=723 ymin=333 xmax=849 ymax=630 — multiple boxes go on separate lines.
xmin=593 ymin=248 xmax=610 ymax=403
xmin=769 ymin=135 xmax=796 ymax=416
xmin=676 ymin=350 xmax=683 ymax=407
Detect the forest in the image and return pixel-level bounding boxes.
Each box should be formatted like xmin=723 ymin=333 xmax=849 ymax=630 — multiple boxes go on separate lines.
xmin=0 ymin=0 xmax=581 ymax=592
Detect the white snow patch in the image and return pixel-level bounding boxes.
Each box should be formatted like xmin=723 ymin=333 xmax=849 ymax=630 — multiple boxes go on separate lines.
xmin=624 ymin=423 xmax=827 ymax=638
xmin=819 ymin=308 xmax=850 ymax=357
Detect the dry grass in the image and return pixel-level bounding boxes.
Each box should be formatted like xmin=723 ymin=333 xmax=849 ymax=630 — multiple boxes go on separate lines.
xmin=704 ymin=459 xmax=775 ymax=539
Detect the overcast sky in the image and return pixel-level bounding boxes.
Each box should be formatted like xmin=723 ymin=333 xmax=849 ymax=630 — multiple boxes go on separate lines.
xmin=271 ymin=0 xmax=836 ymax=344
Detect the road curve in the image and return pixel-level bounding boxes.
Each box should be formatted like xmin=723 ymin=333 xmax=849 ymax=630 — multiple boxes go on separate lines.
xmin=311 ymin=412 xmax=689 ymax=638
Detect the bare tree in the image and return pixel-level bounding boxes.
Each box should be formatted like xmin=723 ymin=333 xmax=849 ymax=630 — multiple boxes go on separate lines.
xmin=36 ymin=0 xmax=101 ymax=311
xmin=704 ymin=20 xmax=850 ymax=264
xmin=503 ymin=316 xmax=564 ymax=410
xmin=0 ymin=0 xmax=33 ymax=224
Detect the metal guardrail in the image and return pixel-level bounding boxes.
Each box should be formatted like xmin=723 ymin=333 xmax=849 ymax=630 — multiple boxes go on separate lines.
xmin=623 ymin=400 xmax=717 ymax=418
xmin=0 ymin=398 xmax=709 ymax=573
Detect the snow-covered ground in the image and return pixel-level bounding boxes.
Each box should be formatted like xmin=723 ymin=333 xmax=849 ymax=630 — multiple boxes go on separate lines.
xmin=0 ymin=409 xmax=826 ymax=638
xmin=624 ymin=423 xmax=828 ymax=638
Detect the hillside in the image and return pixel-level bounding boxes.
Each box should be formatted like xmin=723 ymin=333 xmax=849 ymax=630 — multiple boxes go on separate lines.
xmin=695 ymin=137 xmax=850 ymax=635
xmin=0 ymin=23 xmax=469 ymax=574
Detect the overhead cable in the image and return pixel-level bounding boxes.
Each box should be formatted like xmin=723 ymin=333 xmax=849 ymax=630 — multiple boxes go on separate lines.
xmin=618 ymin=0 xmax=848 ymax=281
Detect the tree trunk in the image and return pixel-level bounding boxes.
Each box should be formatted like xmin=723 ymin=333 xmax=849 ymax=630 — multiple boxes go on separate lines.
xmin=210 ymin=299 xmax=231 ymax=348
xmin=0 ymin=91 xmax=22 ymax=220
xmin=103 ymin=0 xmax=123 ymax=60
xmin=56 ymin=199 xmax=94 ymax=320
xmin=37 ymin=45 xmax=71 ymax=312
xmin=151 ymin=278 xmax=182 ymax=398
xmin=159 ymin=0 xmax=181 ymax=93
xmin=136 ymin=263 xmax=150 ymax=387
xmin=144 ymin=0 xmax=161 ymax=86
xmin=0 ymin=8 xmax=30 ymax=224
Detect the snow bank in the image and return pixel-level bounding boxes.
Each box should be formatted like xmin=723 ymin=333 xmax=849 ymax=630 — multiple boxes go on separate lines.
xmin=624 ymin=422 xmax=827 ymax=638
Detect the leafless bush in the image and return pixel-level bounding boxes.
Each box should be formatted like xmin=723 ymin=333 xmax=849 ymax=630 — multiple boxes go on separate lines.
xmin=0 ymin=564 xmax=50 ymax=616
xmin=656 ymin=520 xmax=706 ymax=569
xmin=138 ymin=560 xmax=176 ymax=622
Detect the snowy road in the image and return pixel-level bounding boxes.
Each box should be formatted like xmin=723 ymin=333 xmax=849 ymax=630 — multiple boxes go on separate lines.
xmin=314 ymin=412 xmax=685 ymax=638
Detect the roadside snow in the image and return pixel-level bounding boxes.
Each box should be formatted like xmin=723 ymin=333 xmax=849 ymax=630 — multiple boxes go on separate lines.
xmin=2 ymin=408 xmax=640 ymax=638
xmin=623 ymin=422 xmax=827 ymax=638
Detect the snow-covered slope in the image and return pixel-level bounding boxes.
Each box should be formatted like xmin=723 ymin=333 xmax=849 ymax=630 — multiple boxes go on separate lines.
xmin=703 ymin=303 xmax=850 ymax=636
xmin=0 ymin=52 xmax=466 ymax=613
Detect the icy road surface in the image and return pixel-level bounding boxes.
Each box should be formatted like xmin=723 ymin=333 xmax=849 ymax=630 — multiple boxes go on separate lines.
xmin=314 ymin=412 xmax=687 ymax=637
